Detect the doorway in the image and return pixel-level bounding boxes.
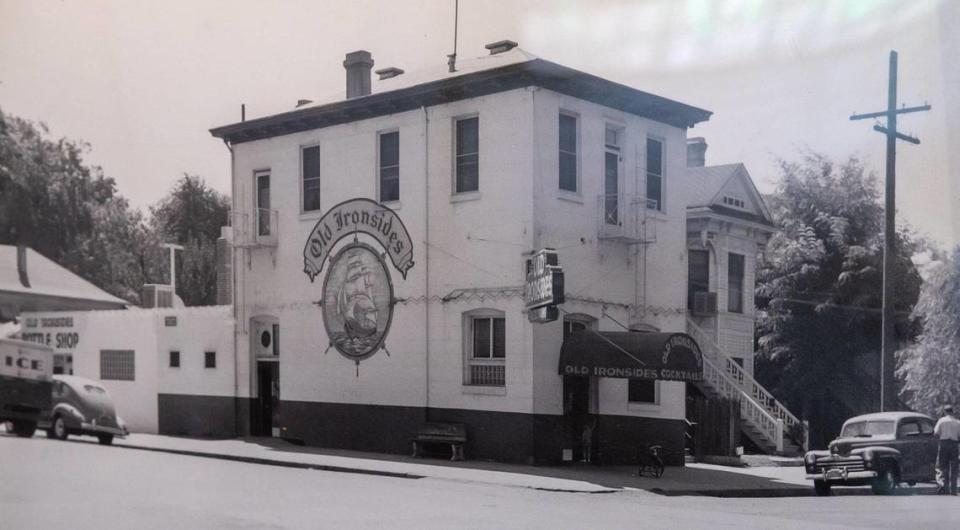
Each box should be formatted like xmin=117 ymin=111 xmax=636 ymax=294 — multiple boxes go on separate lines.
xmin=563 ymin=375 xmax=595 ymax=462
xmin=254 ymin=361 xmax=279 ymax=437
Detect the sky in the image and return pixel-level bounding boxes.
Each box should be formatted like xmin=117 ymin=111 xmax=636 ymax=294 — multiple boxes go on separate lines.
xmin=1 ymin=0 xmax=957 ymax=248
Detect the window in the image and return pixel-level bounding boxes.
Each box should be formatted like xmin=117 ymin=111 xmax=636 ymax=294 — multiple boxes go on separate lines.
xmin=378 ymin=131 xmax=400 ymax=202
xmin=688 ymin=250 xmax=710 ymax=310
xmin=558 ymin=113 xmax=578 ymax=192
xmin=255 ymin=170 xmax=271 ymax=236
xmin=464 ymin=310 xmax=505 ymax=386
xmin=4 ymin=356 xmax=10 ymax=366
xmin=604 ymin=126 xmax=620 ymax=225
xmin=723 ymin=196 xmax=745 ymax=209
xmin=646 ymin=138 xmax=663 ymax=210
xmin=728 ymin=253 xmax=745 ymax=313
xmin=897 ymin=420 xmax=920 ymax=438
xmin=169 ymin=351 xmax=180 ymax=368
xmin=628 ymin=380 xmax=657 ymax=404
xmin=302 ymin=146 xmax=321 ymax=212
xmin=455 ymin=117 xmax=479 ymax=193
xmin=205 ymin=351 xmax=217 ymax=369
xmin=100 ymin=350 xmax=135 ymax=381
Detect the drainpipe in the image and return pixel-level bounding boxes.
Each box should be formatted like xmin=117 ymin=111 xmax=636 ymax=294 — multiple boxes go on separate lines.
xmin=422 ymin=105 xmax=431 ymax=420
xmin=223 ymin=138 xmax=241 ymax=436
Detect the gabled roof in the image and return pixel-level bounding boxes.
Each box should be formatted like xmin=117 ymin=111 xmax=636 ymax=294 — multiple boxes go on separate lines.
xmin=0 ymin=245 xmax=128 ymax=317
xmin=210 ymin=48 xmax=712 ymax=144
xmin=686 ymin=163 xmax=775 ymax=228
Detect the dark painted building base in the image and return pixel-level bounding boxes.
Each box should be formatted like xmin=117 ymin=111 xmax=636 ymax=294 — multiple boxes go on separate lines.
xmin=158 ymin=394 xmax=253 ymax=438
xmin=277 ymin=399 xmax=686 ymax=466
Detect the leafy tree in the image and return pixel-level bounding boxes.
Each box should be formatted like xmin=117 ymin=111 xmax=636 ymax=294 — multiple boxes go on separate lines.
xmin=755 ymin=152 xmax=924 ymax=448
xmin=897 ymin=248 xmax=960 ymax=414
xmin=149 ymin=175 xmax=229 ymax=306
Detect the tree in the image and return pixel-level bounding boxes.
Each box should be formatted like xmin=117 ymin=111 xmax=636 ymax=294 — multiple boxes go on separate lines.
xmin=149 ymin=175 xmax=229 ymax=306
xmin=897 ymin=248 xmax=960 ymax=415
xmin=755 ymin=152 xmax=924 ymax=448
xmin=0 ymin=107 xmax=146 ymax=303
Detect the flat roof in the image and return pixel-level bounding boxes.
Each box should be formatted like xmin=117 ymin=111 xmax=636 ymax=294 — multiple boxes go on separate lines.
xmin=211 ymin=49 xmax=711 ymax=144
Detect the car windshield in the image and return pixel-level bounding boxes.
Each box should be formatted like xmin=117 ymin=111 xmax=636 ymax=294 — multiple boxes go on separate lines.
xmin=83 ymin=384 xmax=107 ymax=395
xmin=841 ymin=420 xmax=895 ymax=437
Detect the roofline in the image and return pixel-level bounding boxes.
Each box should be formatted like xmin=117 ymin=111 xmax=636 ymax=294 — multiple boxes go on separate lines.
xmin=210 ymin=58 xmax=712 ymax=144
xmin=0 ymin=290 xmax=129 ymax=310
xmin=686 ymin=206 xmax=777 ymax=231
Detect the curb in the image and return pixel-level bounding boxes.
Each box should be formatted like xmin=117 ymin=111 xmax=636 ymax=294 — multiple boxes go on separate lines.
xmin=113 ymin=443 xmax=425 ymax=480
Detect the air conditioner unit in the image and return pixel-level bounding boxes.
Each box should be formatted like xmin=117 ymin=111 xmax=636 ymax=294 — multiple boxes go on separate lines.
xmin=692 ymin=292 xmax=718 ymax=315
xmin=252 ymin=320 xmax=279 ymax=358
xmin=141 ymin=284 xmax=175 ymax=308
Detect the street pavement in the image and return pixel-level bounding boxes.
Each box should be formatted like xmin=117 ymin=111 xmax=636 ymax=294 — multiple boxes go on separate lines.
xmin=3 ymin=432 xmax=960 ymax=529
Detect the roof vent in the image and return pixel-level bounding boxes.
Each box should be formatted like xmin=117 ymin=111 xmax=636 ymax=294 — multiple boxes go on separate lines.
xmin=485 ymin=40 xmax=518 ymax=55
xmin=343 ymin=50 xmax=374 ymax=99
xmin=296 ymin=99 xmax=313 ymax=108
xmin=375 ymin=67 xmax=404 ymax=80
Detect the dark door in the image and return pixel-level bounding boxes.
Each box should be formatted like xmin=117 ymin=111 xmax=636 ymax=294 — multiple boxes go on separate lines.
xmin=255 ymin=362 xmax=279 ymax=437
xmin=563 ymin=375 xmax=592 ymax=461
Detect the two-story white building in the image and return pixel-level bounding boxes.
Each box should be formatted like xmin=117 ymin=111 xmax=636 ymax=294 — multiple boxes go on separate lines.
xmin=210 ymin=41 xmax=727 ymax=465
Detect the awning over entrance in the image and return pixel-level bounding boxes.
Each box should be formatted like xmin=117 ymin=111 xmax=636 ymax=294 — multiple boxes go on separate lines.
xmin=559 ymin=331 xmax=703 ymax=382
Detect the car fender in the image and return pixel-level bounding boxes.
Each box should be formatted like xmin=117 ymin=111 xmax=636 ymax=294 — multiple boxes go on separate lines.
xmin=852 ymin=446 xmax=902 ymax=468
xmin=52 ymin=403 xmax=85 ymax=428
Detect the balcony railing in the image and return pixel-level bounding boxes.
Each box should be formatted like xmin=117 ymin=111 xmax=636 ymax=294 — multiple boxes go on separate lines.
xmin=231 ymin=209 xmax=278 ymax=248
xmin=596 ymin=194 xmax=655 ymax=244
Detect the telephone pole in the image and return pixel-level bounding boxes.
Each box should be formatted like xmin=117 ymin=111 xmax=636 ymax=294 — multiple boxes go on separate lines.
xmin=850 ymin=51 xmax=930 ymax=412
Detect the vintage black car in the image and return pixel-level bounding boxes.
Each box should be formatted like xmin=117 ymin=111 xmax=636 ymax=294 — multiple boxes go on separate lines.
xmin=38 ymin=376 xmax=128 ymax=445
xmin=804 ymin=412 xmax=937 ymax=495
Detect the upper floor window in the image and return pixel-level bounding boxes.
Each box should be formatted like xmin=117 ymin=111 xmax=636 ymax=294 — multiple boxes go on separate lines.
xmin=455 ymin=117 xmax=479 ymax=193
xmin=723 ymin=196 xmax=746 ymax=209
xmin=604 ymin=126 xmax=621 ymax=225
xmin=378 ymin=131 xmax=399 ymax=202
xmin=646 ymin=138 xmax=663 ymax=211
xmin=558 ymin=113 xmax=578 ymax=192
xmin=255 ymin=170 xmax=271 ymax=236
xmin=728 ymin=253 xmax=745 ymax=313
xmin=688 ymin=249 xmax=710 ymax=311
xmin=464 ymin=309 xmax=504 ymax=386
xmin=302 ymin=145 xmax=321 ymax=212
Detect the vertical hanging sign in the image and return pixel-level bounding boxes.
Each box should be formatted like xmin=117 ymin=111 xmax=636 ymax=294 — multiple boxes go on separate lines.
xmin=525 ymin=248 xmax=564 ymax=323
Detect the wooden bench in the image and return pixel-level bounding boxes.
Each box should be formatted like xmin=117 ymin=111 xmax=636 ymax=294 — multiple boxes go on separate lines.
xmin=412 ymin=422 xmax=466 ymax=461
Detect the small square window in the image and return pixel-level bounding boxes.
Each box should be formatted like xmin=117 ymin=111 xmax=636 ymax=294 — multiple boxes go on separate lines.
xmin=628 ymin=379 xmax=657 ymax=404
xmin=204 ymin=351 xmax=216 ymax=369
xmin=169 ymin=351 xmax=180 ymax=368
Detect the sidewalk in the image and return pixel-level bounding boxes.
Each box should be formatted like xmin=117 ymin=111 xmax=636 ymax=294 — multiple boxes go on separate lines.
xmin=111 ymin=433 xmax=834 ymax=496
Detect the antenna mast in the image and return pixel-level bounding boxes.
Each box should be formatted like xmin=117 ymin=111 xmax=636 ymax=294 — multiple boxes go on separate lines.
xmin=447 ymin=0 xmax=459 ymax=72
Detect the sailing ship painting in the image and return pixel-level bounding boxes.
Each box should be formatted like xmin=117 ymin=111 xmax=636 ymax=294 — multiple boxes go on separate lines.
xmin=321 ymin=243 xmax=394 ymax=362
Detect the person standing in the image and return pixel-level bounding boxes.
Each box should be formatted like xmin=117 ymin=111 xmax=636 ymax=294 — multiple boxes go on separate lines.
xmin=934 ymin=405 xmax=960 ymax=495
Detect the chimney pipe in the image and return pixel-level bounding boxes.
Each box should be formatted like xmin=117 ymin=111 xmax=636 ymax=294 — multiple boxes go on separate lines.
xmin=344 ymin=50 xmax=374 ymax=99
xmin=687 ymin=137 xmax=707 ymax=167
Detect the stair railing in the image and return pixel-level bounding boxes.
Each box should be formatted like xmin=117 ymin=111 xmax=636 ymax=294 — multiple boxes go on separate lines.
xmin=687 ymin=316 xmax=807 ymax=451
xmin=700 ymin=354 xmax=784 ymax=453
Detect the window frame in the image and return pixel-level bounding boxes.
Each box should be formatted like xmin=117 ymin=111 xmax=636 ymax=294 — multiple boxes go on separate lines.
xmin=204 ymin=351 xmax=217 ymax=369
xmin=377 ymin=130 xmax=400 ymax=203
xmin=728 ymin=252 xmax=745 ymax=314
xmin=688 ymin=249 xmax=710 ymax=311
xmin=254 ymin=169 xmax=271 ymax=236
xmin=100 ymin=349 xmax=135 ymax=381
xmin=603 ymin=125 xmax=623 ymax=226
xmin=646 ymin=136 xmax=665 ymax=212
xmin=453 ymin=115 xmax=480 ymax=195
xmin=558 ymin=112 xmax=579 ymax=193
xmin=463 ymin=308 xmax=505 ymax=387
xmin=169 ymin=350 xmax=180 ymax=368
xmin=301 ymin=144 xmax=321 ymax=213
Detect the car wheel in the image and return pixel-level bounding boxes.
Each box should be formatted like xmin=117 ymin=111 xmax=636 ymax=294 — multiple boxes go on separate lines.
xmin=97 ymin=434 xmax=114 ymax=446
xmin=52 ymin=416 xmax=69 ymax=441
xmin=11 ymin=421 xmax=36 ymax=438
xmin=814 ymin=480 xmax=832 ymax=496
xmin=871 ymin=465 xmax=897 ymax=495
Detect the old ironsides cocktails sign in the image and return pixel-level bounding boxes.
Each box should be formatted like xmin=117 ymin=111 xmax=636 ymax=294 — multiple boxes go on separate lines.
xmin=303 ymin=199 xmax=415 ymax=367
xmin=525 ymin=248 xmax=564 ymax=323
xmin=303 ymin=198 xmax=414 ymax=282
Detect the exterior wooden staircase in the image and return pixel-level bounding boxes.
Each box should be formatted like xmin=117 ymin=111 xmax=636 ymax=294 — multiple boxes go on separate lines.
xmin=687 ymin=317 xmax=807 ymax=456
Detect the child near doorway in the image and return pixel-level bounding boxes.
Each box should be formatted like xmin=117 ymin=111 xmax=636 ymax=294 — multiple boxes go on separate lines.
xmin=581 ymin=418 xmax=597 ymax=463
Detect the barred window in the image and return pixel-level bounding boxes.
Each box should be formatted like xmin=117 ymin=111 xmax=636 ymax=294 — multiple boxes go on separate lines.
xmin=100 ymin=350 xmax=135 ymax=381
xmin=464 ymin=310 xmax=505 ymax=387
xmin=205 ymin=351 xmax=217 ymax=369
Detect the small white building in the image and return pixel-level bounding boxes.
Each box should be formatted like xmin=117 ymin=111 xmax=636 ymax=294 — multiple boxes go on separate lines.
xmin=20 ymin=306 xmax=235 ymax=436
xmin=210 ymin=42 xmax=723 ymax=464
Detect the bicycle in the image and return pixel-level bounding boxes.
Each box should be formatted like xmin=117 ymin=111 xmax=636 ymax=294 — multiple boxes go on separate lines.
xmin=636 ymin=443 xmax=665 ymax=478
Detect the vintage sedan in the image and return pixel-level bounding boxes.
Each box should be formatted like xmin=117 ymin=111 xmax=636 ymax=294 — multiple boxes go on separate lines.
xmin=38 ymin=376 xmax=128 ymax=445
xmin=804 ymin=412 xmax=937 ymax=495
